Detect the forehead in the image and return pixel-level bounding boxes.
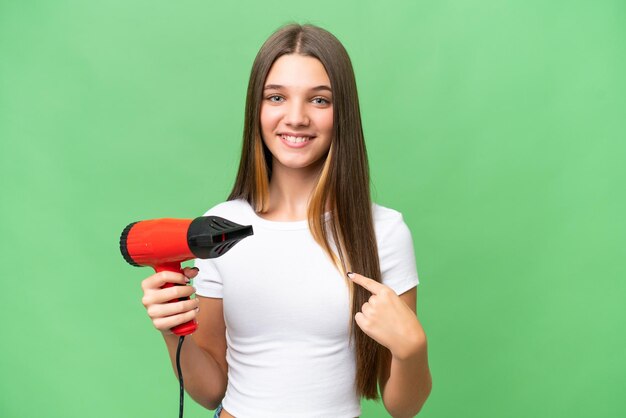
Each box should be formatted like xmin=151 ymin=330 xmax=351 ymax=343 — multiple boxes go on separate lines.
xmin=265 ymin=54 xmax=330 ymax=87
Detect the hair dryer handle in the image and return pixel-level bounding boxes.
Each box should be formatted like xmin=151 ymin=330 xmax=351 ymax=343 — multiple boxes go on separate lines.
xmin=155 ymin=263 xmax=198 ymax=336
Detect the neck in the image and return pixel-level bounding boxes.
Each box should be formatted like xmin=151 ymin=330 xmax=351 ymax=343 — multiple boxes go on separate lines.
xmin=264 ymin=159 xmax=325 ymax=221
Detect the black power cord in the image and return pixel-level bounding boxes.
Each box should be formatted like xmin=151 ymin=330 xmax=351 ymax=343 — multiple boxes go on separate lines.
xmin=176 ymin=336 xmax=185 ymax=418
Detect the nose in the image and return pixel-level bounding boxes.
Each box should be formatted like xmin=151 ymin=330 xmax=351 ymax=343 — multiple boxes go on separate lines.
xmin=284 ymin=100 xmax=309 ymax=127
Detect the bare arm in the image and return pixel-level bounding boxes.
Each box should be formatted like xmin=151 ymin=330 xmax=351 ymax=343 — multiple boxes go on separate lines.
xmin=379 ymin=287 xmax=432 ymax=417
xmin=350 ymin=274 xmax=432 ymax=417
xmin=141 ymin=269 xmax=228 ymax=410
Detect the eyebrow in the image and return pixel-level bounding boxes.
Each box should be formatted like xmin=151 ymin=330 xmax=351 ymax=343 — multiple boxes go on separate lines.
xmin=264 ymin=84 xmax=332 ymax=92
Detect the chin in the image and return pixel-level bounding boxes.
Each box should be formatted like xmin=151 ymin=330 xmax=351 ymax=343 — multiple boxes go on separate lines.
xmin=275 ymin=157 xmax=327 ymax=171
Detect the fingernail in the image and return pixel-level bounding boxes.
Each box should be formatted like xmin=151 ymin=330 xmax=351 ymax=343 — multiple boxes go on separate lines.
xmin=185 ymin=277 xmax=191 ymax=283
xmin=346 ymin=272 xmax=354 ymax=279
xmin=191 ymin=267 xmax=199 ymax=272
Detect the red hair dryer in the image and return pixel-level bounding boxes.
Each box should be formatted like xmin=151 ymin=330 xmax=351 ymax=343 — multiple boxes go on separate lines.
xmin=119 ymin=216 xmax=253 ymax=336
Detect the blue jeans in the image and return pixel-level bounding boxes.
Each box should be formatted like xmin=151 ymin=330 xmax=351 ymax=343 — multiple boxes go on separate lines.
xmin=213 ymin=403 xmax=223 ymax=418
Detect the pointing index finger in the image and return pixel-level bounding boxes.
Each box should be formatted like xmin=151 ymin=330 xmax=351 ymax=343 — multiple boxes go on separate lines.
xmin=347 ymin=272 xmax=384 ymax=294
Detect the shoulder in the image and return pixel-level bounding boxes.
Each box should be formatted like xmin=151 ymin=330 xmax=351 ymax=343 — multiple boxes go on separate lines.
xmin=371 ymin=203 xmax=416 ymax=260
xmin=372 ymin=203 xmax=404 ymax=223
xmin=201 ymin=198 xmax=253 ymax=221
xmin=371 ymin=202 xmax=412 ymax=241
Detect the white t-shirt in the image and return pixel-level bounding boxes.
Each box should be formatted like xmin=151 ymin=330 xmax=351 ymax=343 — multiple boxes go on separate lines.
xmin=194 ymin=198 xmax=419 ymax=418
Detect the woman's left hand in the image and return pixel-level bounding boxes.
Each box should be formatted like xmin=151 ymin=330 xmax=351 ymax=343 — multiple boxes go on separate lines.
xmin=349 ymin=272 xmax=426 ymax=360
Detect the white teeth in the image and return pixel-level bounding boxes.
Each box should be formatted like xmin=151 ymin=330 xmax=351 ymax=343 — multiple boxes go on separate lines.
xmin=282 ymin=135 xmax=311 ymax=143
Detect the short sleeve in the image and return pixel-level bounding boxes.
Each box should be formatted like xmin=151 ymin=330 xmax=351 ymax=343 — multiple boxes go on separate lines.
xmin=191 ymin=201 xmax=238 ymax=298
xmin=193 ymin=257 xmax=223 ymax=298
xmin=376 ymin=209 xmax=420 ymax=295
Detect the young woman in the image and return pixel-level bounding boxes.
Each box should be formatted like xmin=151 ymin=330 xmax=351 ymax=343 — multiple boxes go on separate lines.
xmin=140 ymin=24 xmax=432 ymax=417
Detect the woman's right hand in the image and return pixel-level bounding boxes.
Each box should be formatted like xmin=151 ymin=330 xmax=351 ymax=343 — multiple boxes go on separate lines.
xmin=140 ymin=267 xmax=200 ymax=334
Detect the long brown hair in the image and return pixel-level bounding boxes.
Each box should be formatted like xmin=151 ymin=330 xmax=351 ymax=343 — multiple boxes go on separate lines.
xmin=228 ymin=23 xmax=387 ymax=400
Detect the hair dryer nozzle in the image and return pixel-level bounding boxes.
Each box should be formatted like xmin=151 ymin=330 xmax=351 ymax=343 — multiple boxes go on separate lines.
xmin=188 ymin=216 xmax=254 ymax=259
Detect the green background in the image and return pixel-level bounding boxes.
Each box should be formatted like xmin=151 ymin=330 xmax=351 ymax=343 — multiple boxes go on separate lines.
xmin=1 ymin=0 xmax=624 ymax=417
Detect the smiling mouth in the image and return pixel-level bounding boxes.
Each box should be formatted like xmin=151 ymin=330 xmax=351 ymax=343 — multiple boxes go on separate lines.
xmin=280 ymin=134 xmax=315 ymax=143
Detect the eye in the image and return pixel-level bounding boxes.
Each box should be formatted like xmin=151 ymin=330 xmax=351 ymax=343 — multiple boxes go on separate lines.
xmin=266 ymin=95 xmax=284 ymax=103
xmin=312 ymin=97 xmax=331 ymax=105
